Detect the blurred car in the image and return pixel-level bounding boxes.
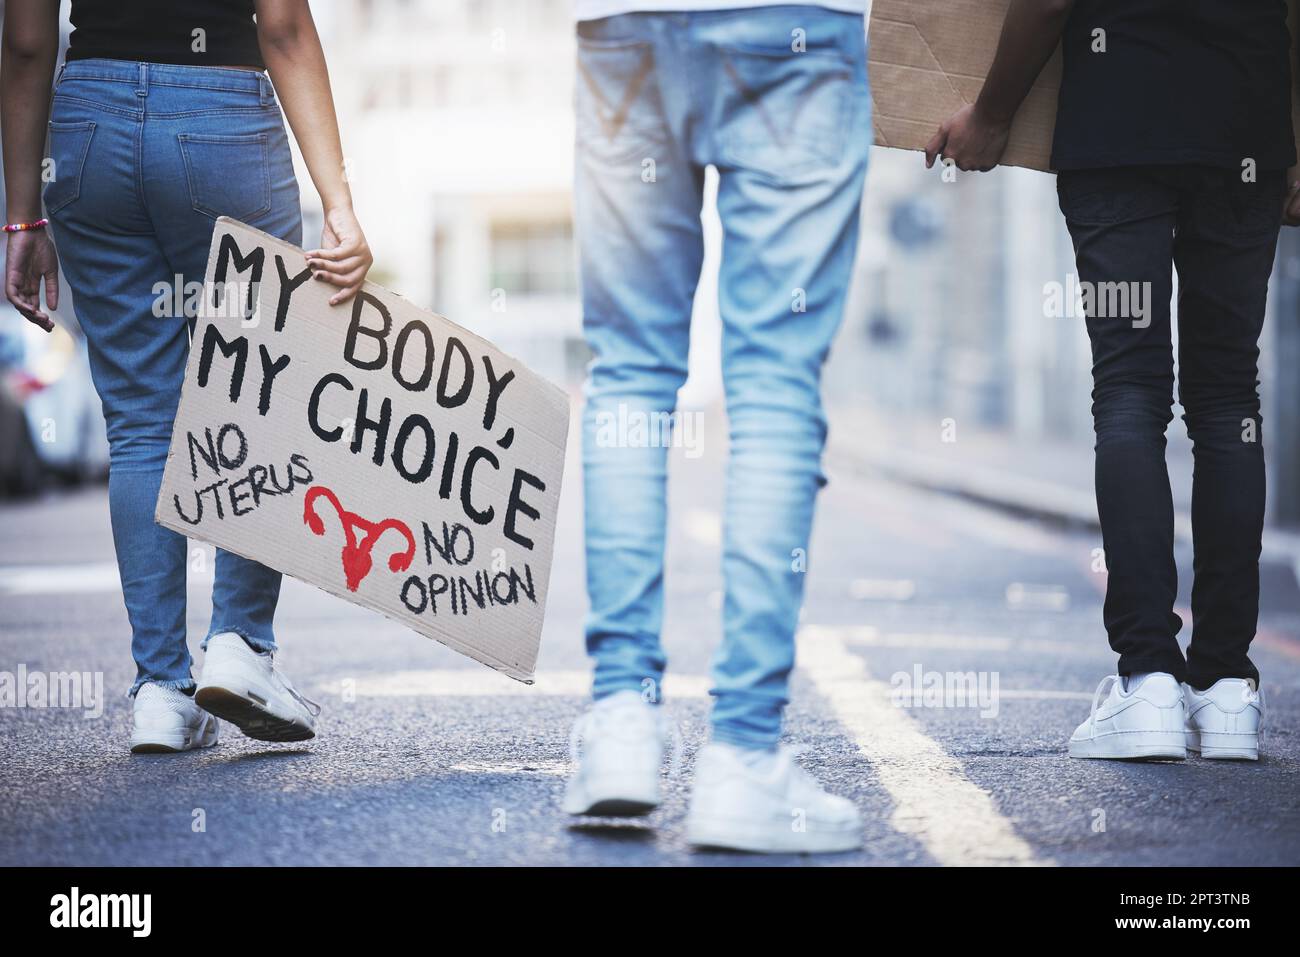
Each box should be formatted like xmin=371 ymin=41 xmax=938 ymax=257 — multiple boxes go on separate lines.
xmin=0 ymin=303 xmax=109 ymax=495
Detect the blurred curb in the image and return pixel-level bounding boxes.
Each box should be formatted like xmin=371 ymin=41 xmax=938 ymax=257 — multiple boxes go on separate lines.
xmin=834 ymin=441 xmax=1300 ymax=571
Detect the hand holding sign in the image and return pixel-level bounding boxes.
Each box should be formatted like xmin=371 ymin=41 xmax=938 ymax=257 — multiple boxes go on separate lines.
xmin=157 ymin=218 xmax=570 ymax=681
xmin=305 ymin=204 xmax=374 ymax=306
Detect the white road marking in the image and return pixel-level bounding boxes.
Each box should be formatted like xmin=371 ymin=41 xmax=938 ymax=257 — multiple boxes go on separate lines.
xmin=798 ymin=625 xmax=1046 ymax=866
xmin=1005 ymin=582 xmax=1071 ymax=612
xmin=835 ymin=625 xmax=1108 ymax=660
xmin=322 ymin=663 xmax=1092 ymax=707
xmin=327 ymin=630 xmax=1057 ymax=864
xmin=320 ymin=669 xmax=711 ymax=700
xmin=683 ymin=509 xmax=722 ymax=547
xmin=0 ymin=562 xmax=120 ymax=595
xmin=849 ymin=578 xmax=916 ymax=601
xmin=837 ymin=625 xmax=1012 ymax=651
xmin=998 ymin=689 xmax=1092 ymax=702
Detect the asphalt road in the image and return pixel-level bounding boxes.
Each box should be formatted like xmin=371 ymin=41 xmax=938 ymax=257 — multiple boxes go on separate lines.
xmin=2 ymin=427 xmax=1299 ymax=866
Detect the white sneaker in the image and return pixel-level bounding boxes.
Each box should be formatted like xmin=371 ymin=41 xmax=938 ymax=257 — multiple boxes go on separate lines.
xmin=1069 ymin=673 xmax=1186 ymax=760
xmin=195 ymin=633 xmax=320 ymax=742
xmin=563 ymin=690 xmax=666 ymax=816
xmin=130 ymin=682 xmax=219 ymax=754
xmin=685 ymin=742 xmax=862 ymax=854
xmin=1184 ymin=678 xmax=1264 ymax=761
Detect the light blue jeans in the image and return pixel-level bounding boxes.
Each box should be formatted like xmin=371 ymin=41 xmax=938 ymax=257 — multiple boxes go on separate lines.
xmin=575 ymin=7 xmax=871 ymax=748
xmin=45 ymin=60 xmax=303 ymax=695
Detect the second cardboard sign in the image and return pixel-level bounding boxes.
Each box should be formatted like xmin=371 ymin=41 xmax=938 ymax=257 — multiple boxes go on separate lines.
xmin=869 ymin=0 xmax=1061 ymax=172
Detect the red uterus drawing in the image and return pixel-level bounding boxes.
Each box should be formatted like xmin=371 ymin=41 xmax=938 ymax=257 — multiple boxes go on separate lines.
xmin=302 ymin=485 xmax=416 ymax=592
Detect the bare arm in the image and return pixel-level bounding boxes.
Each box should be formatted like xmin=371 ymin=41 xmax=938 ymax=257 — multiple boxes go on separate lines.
xmin=256 ymin=0 xmax=371 ymax=303
xmin=926 ymin=0 xmax=1076 ymax=172
xmin=1 ymin=0 xmax=60 ymax=330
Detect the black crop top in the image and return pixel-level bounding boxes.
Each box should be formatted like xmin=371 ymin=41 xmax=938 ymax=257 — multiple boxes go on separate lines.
xmin=67 ymin=0 xmax=264 ymax=69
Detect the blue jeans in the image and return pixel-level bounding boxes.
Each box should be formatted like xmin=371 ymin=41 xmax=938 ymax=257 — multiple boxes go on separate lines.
xmin=45 ymin=60 xmax=303 ymax=695
xmin=575 ymin=7 xmax=870 ymax=748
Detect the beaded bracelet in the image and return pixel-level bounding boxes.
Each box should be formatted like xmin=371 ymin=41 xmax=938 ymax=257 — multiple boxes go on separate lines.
xmin=3 ymin=218 xmax=49 ymax=233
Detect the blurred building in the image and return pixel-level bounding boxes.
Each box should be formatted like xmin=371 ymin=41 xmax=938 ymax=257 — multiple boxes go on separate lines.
xmin=317 ymin=0 xmax=585 ymax=385
xmin=832 ymin=148 xmax=1300 ymax=530
xmin=10 ymin=0 xmax=1299 ymax=528
xmin=830 ymin=155 xmax=1092 ymax=442
xmin=1271 ymin=232 xmax=1300 ymax=527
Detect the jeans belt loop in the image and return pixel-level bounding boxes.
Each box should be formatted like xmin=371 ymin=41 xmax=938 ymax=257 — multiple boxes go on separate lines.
xmin=136 ymin=62 xmax=148 ymax=98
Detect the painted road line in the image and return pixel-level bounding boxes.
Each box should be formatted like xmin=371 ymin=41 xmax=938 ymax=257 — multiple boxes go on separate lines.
xmin=1005 ymin=582 xmax=1071 ymax=612
xmin=837 ymin=625 xmax=1013 ymax=651
xmin=998 ymin=689 xmax=1093 ymax=702
xmin=683 ymin=508 xmax=722 ymax=547
xmin=319 ymin=664 xmax=1092 ymax=706
xmin=0 ymin=562 xmax=120 ymax=595
xmin=318 ymin=669 xmax=712 ymax=700
xmin=799 ymin=625 xmax=1046 ymax=867
xmin=849 ymin=578 xmax=917 ymax=601
xmin=836 ymin=625 xmax=1111 ymax=661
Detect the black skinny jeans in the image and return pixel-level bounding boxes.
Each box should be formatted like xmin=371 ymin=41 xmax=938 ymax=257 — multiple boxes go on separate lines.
xmin=1057 ymin=165 xmax=1284 ymax=689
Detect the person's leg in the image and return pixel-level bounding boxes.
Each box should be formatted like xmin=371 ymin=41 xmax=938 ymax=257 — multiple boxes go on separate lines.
xmin=131 ymin=66 xmax=320 ymax=742
xmin=45 ymin=70 xmax=193 ymax=696
xmin=1057 ymin=167 xmax=1186 ymax=682
xmin=575 ymin=14 xmax=704 ymax=703
xmin=1173 ymin=168 xmax=1283 ymax=690
xmin=699 ymin=7 xmax=870 ymax=749
xmin=144 ymin=68 xmax=303 ymax=656
xmin=563 ymin=13 xmax=705 ymax=817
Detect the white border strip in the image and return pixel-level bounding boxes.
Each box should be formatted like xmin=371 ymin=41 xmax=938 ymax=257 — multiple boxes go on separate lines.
xmin=799 ymin=626 xmax=1047 ymax=866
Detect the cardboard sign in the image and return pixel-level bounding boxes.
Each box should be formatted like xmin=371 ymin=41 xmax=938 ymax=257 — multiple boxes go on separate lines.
xmin=869 ymin=0 xmax=1062 ymax=172
xmin=156 ymin=218 xmax=570 ymax=682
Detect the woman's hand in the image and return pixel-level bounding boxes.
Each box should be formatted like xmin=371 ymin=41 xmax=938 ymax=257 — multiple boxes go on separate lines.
xmin=4 ymin=229 xmax=59 ymax=331
xmin=305 ymin=204 xmax=372 ymax=306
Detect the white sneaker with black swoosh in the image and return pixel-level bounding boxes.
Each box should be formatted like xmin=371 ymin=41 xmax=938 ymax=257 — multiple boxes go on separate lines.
xmin=195 ymin=633 xmax=320 ymax=742
xmin=1069 ymin=672 xmax=1186 ymax=760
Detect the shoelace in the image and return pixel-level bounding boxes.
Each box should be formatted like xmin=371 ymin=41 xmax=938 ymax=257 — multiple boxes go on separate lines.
xmin=1085 ymin=675 xmax=1120 ymax=731
xmin=270 ymin=659 xmax=322 ymax=718
xmin=287 ymin=684 xmax=323 ymax=718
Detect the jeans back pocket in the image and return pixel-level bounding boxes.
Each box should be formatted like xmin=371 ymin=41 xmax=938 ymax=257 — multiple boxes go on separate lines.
xmin=43 ymin=121 xmax=97 ymax=215
xmin=178 ymin=132 xmax=271 ymax=222
xmin=575 ymin=37 xmax=670 ymax=168
xmin=714 ymin=45 xmax=855 ymax=182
